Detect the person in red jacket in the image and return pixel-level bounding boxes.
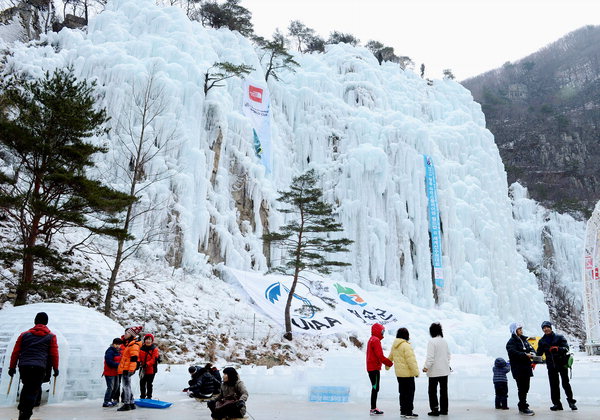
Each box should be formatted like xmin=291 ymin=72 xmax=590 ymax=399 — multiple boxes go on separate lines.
xmin=139 ymin=333 xmax=160 ymax=399
xmin=366 ymin=323 xmax=393 ymax=416
xmin=8 ymin=312 xmax=59 ymax=420
xmin=102 ymin=338 xmax=123 ymax=407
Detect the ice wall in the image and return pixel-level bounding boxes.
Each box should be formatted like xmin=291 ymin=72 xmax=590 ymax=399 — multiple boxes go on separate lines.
xmin=1 ymin=0 xmax=548 ymax=325
xmin=0 ymin=303 xmax=123 ymax=404
xmin=510 ymin=183 xmax=585 ymax=333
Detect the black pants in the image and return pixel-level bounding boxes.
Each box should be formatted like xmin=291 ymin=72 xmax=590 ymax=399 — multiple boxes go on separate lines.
xmin=514 ymin=375 xmax=531 ymax=411
xmin=368 ymin=370 xmax=380 ymax=409
xmin=428 ymin=375 xmax=448 ymax=413
xmin=140 ymin=373 xmax=156 ymax=399
xmin=548 ymin=367 xmax=574 ymax=406
xmin=111 ymin=374 xmax=121 ymax=402
xmin=17 ymin=366 xmax=46 ymax=420
xmin=494 ymin=382 xmax=508 ymax=408
xmin=397 ymin=377 xmax=415 ymax=416
xmin=207 ymin=399 xmax=245 ymax=419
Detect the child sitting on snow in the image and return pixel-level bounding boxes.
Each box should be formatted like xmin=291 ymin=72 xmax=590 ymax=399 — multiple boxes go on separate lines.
xmin=186 ymin=366 xmax=222 ymax=399
xmin=493 ymin=357 xmax=511 ymax=410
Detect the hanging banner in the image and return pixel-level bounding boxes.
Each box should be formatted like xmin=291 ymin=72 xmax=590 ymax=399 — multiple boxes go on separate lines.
xmin=242 ymin=79 xmax=272 ymax=174
xmin=583 ymin=202 xmax=600 ymax=352
xmin=424 ymin=155 xmax=444 ymax=288
xmin=227 ymin=269 xmax=401 ymax=335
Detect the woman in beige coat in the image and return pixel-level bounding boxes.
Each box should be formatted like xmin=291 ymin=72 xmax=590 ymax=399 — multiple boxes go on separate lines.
xmin=386 ymin=327 xmax=419 ymax=418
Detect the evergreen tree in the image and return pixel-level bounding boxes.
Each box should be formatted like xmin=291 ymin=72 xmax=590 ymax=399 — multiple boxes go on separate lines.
xmin=442 ymin=68 xmax=455 ymax=80
xmin=420 ymin=63 xmax=425 ymax=78
xmin=256 ymin=32 xmax=299 ymax=82
xmin=305 ymin=34 xmax=325 ymax=53
xmin=287 ymin=20 xmax=315 ymax=53
xmin=366 ymin=40 xmax=400 ymax=65
xmin=263 ymin=169 xmax=352 ymax=340
xmin=198 ymin=0 xmax=254 ymax=36
xmin=327 ymin=31 xmax=359 ymax=46
xmin=0 ymin=67 xmax=135 ymax=306
xmin=204 ymin=61 xmax=254 ymax=95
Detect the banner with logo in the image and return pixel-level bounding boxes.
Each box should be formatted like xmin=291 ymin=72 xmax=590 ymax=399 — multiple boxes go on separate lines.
xmin=583 ymin=203 xmax=600 ymax=349
xmin=227 ymin=269 xmax=400 ymax=335
xmin=242 ymin=80 xmax=272 ymax=174
xmin=424 ymin=155 xmax=444 ymax=288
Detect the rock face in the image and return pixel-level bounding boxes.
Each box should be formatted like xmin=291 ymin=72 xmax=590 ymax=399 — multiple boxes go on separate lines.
xmin=462 ymin=25 xmax=600 ymax=216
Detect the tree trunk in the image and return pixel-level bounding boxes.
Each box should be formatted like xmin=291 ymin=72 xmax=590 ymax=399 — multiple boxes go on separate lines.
xmin=14 ymin=215 xmax=41 ymax=306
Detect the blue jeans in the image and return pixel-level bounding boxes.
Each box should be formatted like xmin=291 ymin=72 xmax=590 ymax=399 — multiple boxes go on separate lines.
xmin=104 ymin=375 xmax=118 ymax=403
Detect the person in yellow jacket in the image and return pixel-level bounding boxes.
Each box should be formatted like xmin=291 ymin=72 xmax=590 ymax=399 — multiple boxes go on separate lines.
xmin=116 ymin=326 xmax=142 ymax=412
xmin=386 ymin=327 xmax=419 ymax=418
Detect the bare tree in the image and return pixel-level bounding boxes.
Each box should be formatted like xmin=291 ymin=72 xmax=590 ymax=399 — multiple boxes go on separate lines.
xmin=99 ymin=68 xmax=177 ymax=316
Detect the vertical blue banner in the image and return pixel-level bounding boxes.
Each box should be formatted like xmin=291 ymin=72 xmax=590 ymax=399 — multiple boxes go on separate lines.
xmin=424 ymin=155 xmax=444 ymax=288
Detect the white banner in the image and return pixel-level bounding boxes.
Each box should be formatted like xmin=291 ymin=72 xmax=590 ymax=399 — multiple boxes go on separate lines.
xmin=227 ymin=269 xmax=400 ymax=336
xmin=242 ymin=80 xmax=272 ymax=174
xmin=584 ymin=203 xmax=600 ymax=349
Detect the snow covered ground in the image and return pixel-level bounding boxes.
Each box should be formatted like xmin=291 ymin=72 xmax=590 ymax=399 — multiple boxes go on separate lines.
xmin=0 ymin=353 xmax=599 ymax=419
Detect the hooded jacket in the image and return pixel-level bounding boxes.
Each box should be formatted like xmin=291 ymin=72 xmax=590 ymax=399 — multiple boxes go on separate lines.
xmin=492 ymin=357 xmax=511 ymax=383
xmin=387 ymin=338 xmax=419 ymax=378
xmin=139 ymin=342 xmax=160 ymax=374
xmin=506 ymin=333 xmax=534 ymax=378
xmin=366 ymin=323 xmax=393 ymax=371
xmin=10 ymin=324 xmax=59 ymax=371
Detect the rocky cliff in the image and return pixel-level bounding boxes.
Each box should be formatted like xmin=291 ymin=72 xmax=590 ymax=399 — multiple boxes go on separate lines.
xmin=462 ymin=25 xmax=600 ymax=217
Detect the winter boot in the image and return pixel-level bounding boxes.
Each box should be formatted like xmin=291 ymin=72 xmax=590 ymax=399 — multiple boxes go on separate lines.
xmin=370 ymin=408 xmax=384 ymax=415
xmin=129 ymin=403 xmax=137 ymax=410
xmin=519 ymin=408 xmax=535 ymax=416
xmin=428 ymin=410 xmax=440 ymax=416
xmin=117 ymin=404 xmax=131 ymax=411
xmin=550 ymin=404 xmax=563 ymax=411
xmin=568 ymin=399 xmax=577 ymax=410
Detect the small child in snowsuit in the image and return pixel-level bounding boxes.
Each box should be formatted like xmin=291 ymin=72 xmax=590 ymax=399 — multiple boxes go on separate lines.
xmin=493 ymin=357 xmax=511 ymax=409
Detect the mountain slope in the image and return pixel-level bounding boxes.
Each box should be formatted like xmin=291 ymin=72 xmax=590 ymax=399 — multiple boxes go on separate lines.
xmin=462 ymin=25 xmax=600 ymax=215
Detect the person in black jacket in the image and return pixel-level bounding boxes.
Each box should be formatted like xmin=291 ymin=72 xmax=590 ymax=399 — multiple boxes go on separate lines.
xmin=536 ymin=321 xmax=577 ymax=411
xmin=187 ymin=367 xmax=221 ymax=398
xmin=8 ymin=312 xmax=59 ymax=420
xmin=506 ymin=322 xmax=535 ymax=416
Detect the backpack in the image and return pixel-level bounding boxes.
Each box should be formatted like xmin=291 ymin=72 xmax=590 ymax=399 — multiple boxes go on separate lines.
xmin=565 ymin=352 xmax=574 ymax=378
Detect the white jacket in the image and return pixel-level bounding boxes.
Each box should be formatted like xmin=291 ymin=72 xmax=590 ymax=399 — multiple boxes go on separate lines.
xmin=423 ymin=336 xmax=451 ymax=377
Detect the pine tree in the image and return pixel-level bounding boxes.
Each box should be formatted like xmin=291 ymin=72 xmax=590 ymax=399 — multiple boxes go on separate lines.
xmin=263 ymin=169 xmax=352 ymax=340
xmin=256 ymin=31 xmax=299 ymax=82
xmin=0 ymin=67 xmax=135 ymax=306
xmin=204 ymin=61 xmax=254 ymax=95
xmin=198 ymin=0 xmax=254 ymax=36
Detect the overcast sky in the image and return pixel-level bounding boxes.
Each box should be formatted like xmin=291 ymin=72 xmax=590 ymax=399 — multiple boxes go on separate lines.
xmin=242 ymin=0 xmax=600 ymax=81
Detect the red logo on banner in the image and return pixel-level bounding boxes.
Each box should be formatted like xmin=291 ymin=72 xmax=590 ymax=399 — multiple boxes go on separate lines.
xmin=249 ymin=85 xmax=263 ymax=103
xmin=594 ymin=268 xmax=599 ymax=280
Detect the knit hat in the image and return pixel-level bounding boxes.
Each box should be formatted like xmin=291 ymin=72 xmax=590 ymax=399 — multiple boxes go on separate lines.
xmin=125 ymin=326 xmax=143 ymax=336
xmin=34 ymin=312 xmax=48 ymax=325
xmin=144 ymin=333 xmax=154 ymax=342
xmin=509 ymin=322 xmax=523 ymax=335
xmin=541 ymin=321 xmax=552 ymax=330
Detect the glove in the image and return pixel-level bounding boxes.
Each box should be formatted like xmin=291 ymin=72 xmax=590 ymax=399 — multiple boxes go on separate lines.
xmin=8 ymin=367 xmax=16 ymax=377
xmin=550 ymin=346 xmax=559 ymax=352
xmin=531 ymin=363 xmax=536 ymax=370
xmin=53 ymin=369 xmax=59 ymax=377
xmin=182 ymin=388 xmax=189 ymax=392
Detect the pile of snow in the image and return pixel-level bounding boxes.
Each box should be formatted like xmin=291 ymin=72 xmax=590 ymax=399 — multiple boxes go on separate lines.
xmin=0 ymin=303 xmax=123 ymax=405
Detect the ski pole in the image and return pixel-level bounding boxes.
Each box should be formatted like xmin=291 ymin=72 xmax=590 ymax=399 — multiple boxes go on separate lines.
xmin=6 ymin=376 xmax=13 ymax=395
xmin=53 ymin=376 xmax=57 ymax=396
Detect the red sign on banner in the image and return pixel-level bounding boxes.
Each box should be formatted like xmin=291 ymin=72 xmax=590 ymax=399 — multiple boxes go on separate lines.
xmin=248 ymin=85 xmax=263 ymax=103
xmin=594 ymin=267 xmax=599 ymax=280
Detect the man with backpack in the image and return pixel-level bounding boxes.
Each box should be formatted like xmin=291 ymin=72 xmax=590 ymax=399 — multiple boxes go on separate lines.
xmin=536 ymin=321 xmax=577 ymax=411
xmin=8 ymin=312 xmax=59 ymax=420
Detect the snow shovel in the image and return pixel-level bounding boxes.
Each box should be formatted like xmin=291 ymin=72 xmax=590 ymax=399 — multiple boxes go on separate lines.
xmin=6 ymin=375 xmax=12 ymax=395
